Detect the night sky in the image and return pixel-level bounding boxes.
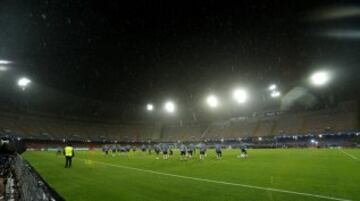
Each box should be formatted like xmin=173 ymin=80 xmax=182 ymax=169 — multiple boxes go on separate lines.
xmin=0 ymin=0 xmax=359 ymax=121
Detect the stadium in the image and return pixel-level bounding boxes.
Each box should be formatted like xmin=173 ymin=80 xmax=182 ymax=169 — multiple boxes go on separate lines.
xmin=0 ymin=1 xmax=359 ymax=201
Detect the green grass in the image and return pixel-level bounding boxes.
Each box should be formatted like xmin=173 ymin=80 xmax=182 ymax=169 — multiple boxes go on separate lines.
xmin=23 ymin=148 xmax=360 ymax=201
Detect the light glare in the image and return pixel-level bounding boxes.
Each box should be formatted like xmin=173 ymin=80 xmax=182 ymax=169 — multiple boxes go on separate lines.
xmin=0 ymin=60 xmax=12 ymax=64
xmin=268 ymin=84 xmax=277 ymax=91
xmin=0 ymin=66 xmax=8 ymax=71
xmin=164 ymin=101 xmax=175 ymax=113
xmin=270 ymin=91 xmax=281 ymax=98
xmin=310 ymin=71 xmax=330 ymax=86
xmin=18 ymin=77 xmax=31 ymax=88
xmin=232 ymin=88 xmax=247 ymax=103
xmin=146 ymin=104 xmax=154 ymax=111
xmin=206 ymin=95 xmax=219 ymax=108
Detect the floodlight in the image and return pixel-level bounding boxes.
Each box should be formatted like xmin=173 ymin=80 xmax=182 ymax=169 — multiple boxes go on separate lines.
xmin=17 ymin=77 xmax=31 ymax=89
xmin=0 ymin=60 xmax=12 ymax=64
xmin=310 ymin=71 xmax=330 ymax=86
xmin=270 ymin=90 xmax=281 ymax=98
xmin=164 ymin=101 xmax=175 ymax=113
xmin=232 ymin=88 xmax=248 ymax=104
xmin=268 ymin=84 xmax=277 ymax=91
xmin=146 ymin=104 xmax=154 ymax=111
xmin=206 ymin=95 xmax=219 ymax=108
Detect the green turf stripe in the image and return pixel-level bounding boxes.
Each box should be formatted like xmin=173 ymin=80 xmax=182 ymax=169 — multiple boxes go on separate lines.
xmin=79 ymin=158 xmax=353 ymax=201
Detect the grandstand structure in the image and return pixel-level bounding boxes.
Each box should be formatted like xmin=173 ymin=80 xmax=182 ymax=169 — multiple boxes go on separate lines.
xmin=0 ymin=101 xmax=358 ymax=144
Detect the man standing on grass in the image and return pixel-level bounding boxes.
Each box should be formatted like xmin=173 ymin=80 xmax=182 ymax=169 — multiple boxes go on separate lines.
xmin=239 ymin=143 xmax=248 ymax=158
xmin=187 ymin=143 xmax=195 ymax=159
xmin=154 ymin=144 xmax=161 ymax=159
xmin=64 ymin=142 xmax=75 ymax=168
xmin=199 ymin=143 xmax=207 ymax=160
xmin=162 ymin=143 xmax=169 ymax=160
xmin=179 ymin=143 xmax=187 ymax=160
xmin=56 ymin=146 xmax=62 ymax=156
xmin=103 ymin=144 xmax=109 ymax=156
xmin=141 ymin=144 xmax=147 ymax=152
xmin=148 ymin=144 xmax=152 ymax=154
xmin=111 ymin=144 xmax=117 ymax=157
xmin=215 ymin=144 xmax=222 ymax=160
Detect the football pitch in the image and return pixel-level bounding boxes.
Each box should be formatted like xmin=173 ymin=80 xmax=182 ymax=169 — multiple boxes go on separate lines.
xmin=23 ymin=148 xmax=360 ymax=201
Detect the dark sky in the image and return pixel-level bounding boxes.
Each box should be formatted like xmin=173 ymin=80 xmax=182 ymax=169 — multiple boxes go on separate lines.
xmin=0 ymin=0 xmax=359 ymax=120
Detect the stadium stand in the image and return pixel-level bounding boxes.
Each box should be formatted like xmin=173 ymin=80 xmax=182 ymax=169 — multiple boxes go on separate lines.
xmin=0 ymin=101 xmax=359 ymax=145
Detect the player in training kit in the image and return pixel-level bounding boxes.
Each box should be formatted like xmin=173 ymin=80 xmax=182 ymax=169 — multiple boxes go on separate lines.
xmin=141 ymin=144 xmax=147 ymax=152
xmin=154 ymin=144 xmax=161 ymax=159
xmin=111 ymin=144 xmax=117 ymax=157
xmin=103 ymin=145 xmax=109 ymax=156
xmin=119 ymin=145 xmax=127 ymax=156
xmin=162 ymin=143 xmax=169 ymax=160
xmin=56 ymin=146 xmax=62 ymax=156
xmin=169 ymin=147 xmax=173 ymax=156
xmin=187 ymin=143 xmax=195 ymax=159
xmin=117 ymin=144 xmax=122 ymax=156
xmin=179 ymin=144 xmax=187 ymax=160
xmin=215 ymin=144 xmax=222 ymax=160
xmin=239 ymin=143 xmax=248 ymax=158
xmin=199 ymin=143 xmax=207 ymax=160
xmin=148 ymin=145 xmax=152 ymax=154
xmin=126 ymin=145 xmax=131 ymax=152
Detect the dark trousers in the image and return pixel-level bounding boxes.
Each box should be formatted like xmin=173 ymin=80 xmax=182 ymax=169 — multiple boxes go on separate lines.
xmin=65 ymin=156 xmax=72 ymax=168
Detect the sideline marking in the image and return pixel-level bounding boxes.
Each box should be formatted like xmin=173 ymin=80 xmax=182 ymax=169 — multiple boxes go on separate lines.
xmin=79 ymin=158 xmax=352 ymax=201
xmin=339 ymin=149 xmax=359 ymax=161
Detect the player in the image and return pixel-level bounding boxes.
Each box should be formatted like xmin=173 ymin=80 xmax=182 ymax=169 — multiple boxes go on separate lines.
xmin=116 ymin=145 xmax=125 ymax=156
xmin=179 ymin=143 xmax=187 ymax=160
xmin=141 ymin=144 xmax=147 ymax=152
xmin=187 ymin=143 xmax=195 ymax=159
xmin=111 ymin=144 xmax=117 ymax=157
xmin=103 ymin=144 xmax=109 ymax=156
xmin=199 ymin=143 xmax=207 ymax=160
xmin=132 ymin=146 xmax=137 ymax=152
xmin=154 ymin=144 xmax=161 ymax=159
xmin=162 ymin=143 xmax=169 ymax=160
xmin=147 ymin=145 xmax=152 ymax=154
xmin=126 ymin=145 xmax=131 ymax=152
xmin=215 ymin=144 xmax=222 ymax=160
xmin=56 ymin=146 xmax=62 ymax=156
xmin=169 ymin=147 xmax=173 ymax=156
xmin=239 ymin=143 xmax=248 ymax=158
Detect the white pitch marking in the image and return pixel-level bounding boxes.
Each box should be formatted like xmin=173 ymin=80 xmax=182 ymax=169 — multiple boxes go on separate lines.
xmin=80 ymin=158 xmax=352 ymax=201
xmin=339 ymin=149 xmax=359 ymax=161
